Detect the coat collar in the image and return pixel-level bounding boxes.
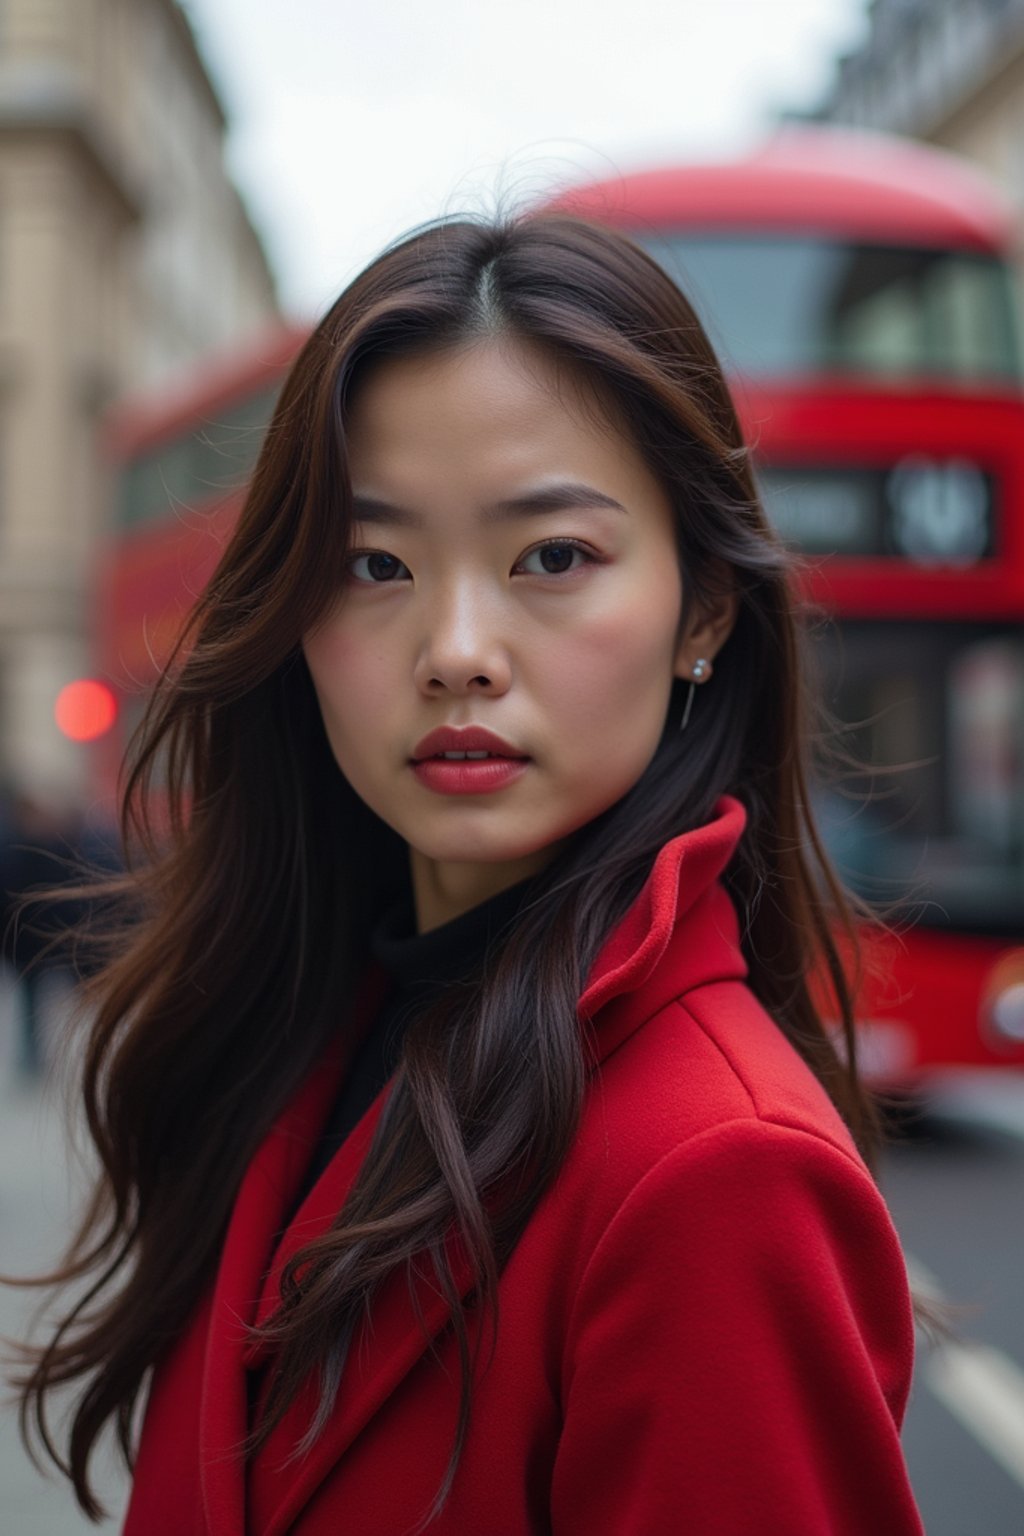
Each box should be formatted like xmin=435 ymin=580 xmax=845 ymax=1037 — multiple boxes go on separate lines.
xmin=577 ymin=794 xmax=747 ymax=1057
xmin=199 ymin=796 xmax=747 ymax=1536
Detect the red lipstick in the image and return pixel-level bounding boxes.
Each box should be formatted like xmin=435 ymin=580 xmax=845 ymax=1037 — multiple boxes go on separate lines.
xmin=410 ymin=726 xmax=529 ymax=796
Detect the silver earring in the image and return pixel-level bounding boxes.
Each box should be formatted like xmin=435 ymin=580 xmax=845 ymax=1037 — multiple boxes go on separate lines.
xmin=679 ymin=659 xmax=709 ymax=731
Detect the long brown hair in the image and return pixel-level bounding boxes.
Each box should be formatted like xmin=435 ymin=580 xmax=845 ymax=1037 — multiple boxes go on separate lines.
xmin=9 ymin=212 xmax=879 ymax=1525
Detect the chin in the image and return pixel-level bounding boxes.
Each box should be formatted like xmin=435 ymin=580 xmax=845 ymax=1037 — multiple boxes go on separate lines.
xmin=411 ymin=840 xmax=546 ymax=868
xmin=408 ymin=821 xmax=565 ymax=869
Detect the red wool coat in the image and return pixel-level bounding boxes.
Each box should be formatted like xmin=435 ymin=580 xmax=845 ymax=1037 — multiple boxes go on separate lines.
xmin=124 ymin=798 xmax=924 ymax=1535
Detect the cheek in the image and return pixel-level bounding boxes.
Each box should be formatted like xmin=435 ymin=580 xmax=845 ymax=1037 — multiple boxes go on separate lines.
xmin=546 ymin=577 xmax=682 ymax=736
xmin=303 ymin=622 xmax=392 ymax=742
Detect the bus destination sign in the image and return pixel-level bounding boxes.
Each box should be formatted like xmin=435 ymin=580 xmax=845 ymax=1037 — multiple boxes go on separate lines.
xmin=758 ymin=457 xmax=997 ymax=565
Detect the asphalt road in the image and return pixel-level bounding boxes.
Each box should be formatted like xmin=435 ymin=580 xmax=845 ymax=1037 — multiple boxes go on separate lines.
xmin=0 ymin=977 xmax=129 ymax=1533
xmin=2 ymin=975 xmax=1024 ymax=1534
xmin=884 ymin=1093 xmax=1024 ymax=1536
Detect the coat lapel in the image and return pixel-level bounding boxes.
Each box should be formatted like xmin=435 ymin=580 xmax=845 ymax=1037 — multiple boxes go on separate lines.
xmin=251 ymin=1200 xmax=477 ymax=1536
xmin=198 ymin=1035 xmax=350 ymax=1536
xmin=198 ymin=971 xmax=389 ymax=1535
xmin=246 ymin=1022 xmax=482 ymax=1535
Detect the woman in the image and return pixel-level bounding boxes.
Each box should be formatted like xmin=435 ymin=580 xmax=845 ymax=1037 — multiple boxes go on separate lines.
xmin=12 ymin=214 xmax=924 ymax=1533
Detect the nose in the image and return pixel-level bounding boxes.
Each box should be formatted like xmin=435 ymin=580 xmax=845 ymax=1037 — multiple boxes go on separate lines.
xmin=413 ymin=579 xmax=512 ymax=697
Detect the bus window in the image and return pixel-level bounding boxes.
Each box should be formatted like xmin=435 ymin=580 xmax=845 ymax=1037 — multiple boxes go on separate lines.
xmin=816 ymin=620 xmax=1024 ymax=933
xmin=948 ymin=640 xmax=1024 ymax=867
xmin=117 ymin=384 xmax=282 ymax=529
xmin=635 ymin=235 xmax=1021 ymax=382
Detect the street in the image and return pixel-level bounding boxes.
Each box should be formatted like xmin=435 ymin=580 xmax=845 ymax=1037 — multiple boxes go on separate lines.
xmin=885 ymin=1094 xmax=1024 ymax=1535
xmin=0 ymin=977 xmax=128 ymax=1532
xmin=2 ymin=977 xmax=1024 ymax=1533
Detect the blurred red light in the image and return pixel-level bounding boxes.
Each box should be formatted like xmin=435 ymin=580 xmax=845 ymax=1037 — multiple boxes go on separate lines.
xmin=55 ymin=679 xmax=118 ymax=741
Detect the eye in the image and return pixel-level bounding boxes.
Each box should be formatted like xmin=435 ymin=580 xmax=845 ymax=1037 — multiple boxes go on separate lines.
xmin=347 ymin=550 xmax=411 ymax=583
xmin=515 ymin=540 xmax=596 ymax=576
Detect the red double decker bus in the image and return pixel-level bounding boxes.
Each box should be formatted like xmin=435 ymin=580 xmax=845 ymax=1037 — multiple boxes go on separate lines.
xmin=100 ymin=128 xmax=1024 ymax=1077
xmin=548 ymin=127 xmax=1024 ymax=1077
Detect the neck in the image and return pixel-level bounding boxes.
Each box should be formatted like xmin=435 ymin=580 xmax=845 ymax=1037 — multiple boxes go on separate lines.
xmin=409 ymin=846 xmax=558 ymax=932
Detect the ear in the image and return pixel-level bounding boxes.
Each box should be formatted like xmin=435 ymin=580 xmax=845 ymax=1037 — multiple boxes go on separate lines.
xmin=673 ymin=585 xmax=739 ymax=682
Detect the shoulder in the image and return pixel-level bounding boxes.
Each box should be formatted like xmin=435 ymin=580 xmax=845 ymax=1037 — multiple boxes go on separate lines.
xmin=560 ymin=986 xmax=912 ymax=1397
xmin=549 ymin=978 xmax=888 ymax=1286
xmin=549 ymin=1105 xmax=918 ymax=1532
xmin=586 ymin=976 xmax=860 ymax=1174
xmin=546 ymin=1005 xmax=921 ymax=1532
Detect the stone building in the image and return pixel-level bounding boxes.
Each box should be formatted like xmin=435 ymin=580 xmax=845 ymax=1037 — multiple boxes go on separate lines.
xmin=0 ymin=0 xmax=279 ymax=800
xmin=813 ymin=0 xmax=1024 ymax=293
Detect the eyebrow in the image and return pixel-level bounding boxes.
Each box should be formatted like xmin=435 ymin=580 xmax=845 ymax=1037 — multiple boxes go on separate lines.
xmin=350 ymin=481 xmax=628 ymax=526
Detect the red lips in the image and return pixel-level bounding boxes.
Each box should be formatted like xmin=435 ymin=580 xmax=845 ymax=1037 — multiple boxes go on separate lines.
xmin=409 ymin=726 xmax=530 ymax=797
xmin=410 ymin=726 xmax=527 ymax=762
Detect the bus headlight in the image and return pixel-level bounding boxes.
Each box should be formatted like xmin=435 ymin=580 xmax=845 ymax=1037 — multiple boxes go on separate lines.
xmin=983 ymin=952 xmax=1024 ymax=1049
xmin=989 ymin=982 xmax=1024 ymax=1045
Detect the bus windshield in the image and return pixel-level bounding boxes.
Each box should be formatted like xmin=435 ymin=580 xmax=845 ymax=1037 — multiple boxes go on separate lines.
xmin=814 ymin=619 xmax=1024 ymax=933
xmin=635 ymin=234 xmax=1021 ymax=383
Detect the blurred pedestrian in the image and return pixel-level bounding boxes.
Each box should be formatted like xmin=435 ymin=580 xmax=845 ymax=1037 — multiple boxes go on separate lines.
xmin=1 ymin=794 xmax=76 ymax=1079
xmin=9 ymin=215 xmax=924 ymax=1533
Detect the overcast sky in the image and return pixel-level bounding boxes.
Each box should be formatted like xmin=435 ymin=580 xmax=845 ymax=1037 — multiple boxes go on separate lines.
xmin=181 ymin=0 xmax=869 ymax=318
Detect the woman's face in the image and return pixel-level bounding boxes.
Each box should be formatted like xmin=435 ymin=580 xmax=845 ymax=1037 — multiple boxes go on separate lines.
xmin=303 ymin=338 xmax=722 ymax=930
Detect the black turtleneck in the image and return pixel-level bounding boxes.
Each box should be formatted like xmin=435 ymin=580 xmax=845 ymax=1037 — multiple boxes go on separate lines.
xmin=297 ymin=875 xmax=538 ymax=1201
